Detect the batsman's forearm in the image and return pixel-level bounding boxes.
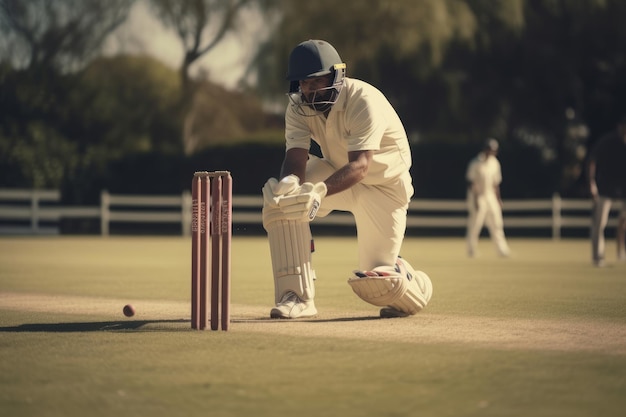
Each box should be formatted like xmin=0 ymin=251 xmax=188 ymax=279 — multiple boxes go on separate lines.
xmin=324 ymin=162 xmax=366 ymax=196
xmin=280 ymin=148 xmax=309 ymax=183
xmin=323 ymin=150 xmax=372 ymax=196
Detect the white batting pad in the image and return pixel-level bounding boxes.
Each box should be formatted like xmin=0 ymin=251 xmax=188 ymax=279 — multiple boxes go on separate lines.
xmin=347 ymin=258 xmax=432 ymax=315
xmin=263 ymin=206 xmax=316 ymax=304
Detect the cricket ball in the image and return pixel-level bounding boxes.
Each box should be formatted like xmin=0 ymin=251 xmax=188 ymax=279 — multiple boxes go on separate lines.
xmin=123 ymin=304 xmax=135 ymax=317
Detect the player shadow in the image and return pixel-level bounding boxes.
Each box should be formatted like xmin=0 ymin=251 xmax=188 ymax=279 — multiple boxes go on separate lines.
xmin=232 ymin=315 xmax=383 ymax=324
xmin=0 ymin=316 xmax=390 ymax=332
xmin=0 ymin=319 xmax=189 ymax=333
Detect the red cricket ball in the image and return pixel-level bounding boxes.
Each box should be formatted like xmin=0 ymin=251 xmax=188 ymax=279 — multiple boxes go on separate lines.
xmin=123 ymin=304 xmax=135 ymax=317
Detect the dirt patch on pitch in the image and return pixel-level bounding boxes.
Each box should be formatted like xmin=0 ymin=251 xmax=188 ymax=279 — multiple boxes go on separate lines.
xmin=2 ymin=291 xmax=625 ymax=355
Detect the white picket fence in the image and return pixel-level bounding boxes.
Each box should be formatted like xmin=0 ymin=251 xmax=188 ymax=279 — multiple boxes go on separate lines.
xmin=0 ymin=188 xmax=620 ymax=238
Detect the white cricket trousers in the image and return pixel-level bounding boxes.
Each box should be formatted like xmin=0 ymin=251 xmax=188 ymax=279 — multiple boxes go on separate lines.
xmin=305 ymin=155 xmax=413 ymax=271
xmin=466 ymin=191 xmax=510 ymax=257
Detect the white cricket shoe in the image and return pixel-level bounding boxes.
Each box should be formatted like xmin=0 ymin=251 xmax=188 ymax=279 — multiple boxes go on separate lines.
xmin=270 ymin=291 xmax=317 ymax=319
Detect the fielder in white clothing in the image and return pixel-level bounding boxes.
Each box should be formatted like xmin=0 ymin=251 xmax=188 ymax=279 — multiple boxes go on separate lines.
xmin=262 ymin=40 xmax=433 ymax=319
xmin=465 ymin=139 xmax=511 ymax=258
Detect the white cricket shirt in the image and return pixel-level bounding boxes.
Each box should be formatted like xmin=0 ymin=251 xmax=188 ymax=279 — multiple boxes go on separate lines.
xmin=285 ymin=78 xmax=411 ymax=185
xmin=466 ymin=153 xmax=502 ymax=195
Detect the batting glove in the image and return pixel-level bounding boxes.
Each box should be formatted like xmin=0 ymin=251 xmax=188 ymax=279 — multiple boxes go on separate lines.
xmin=276 ymin=181 xmax=327 ymax=222
xmin=262 ymin=175 xmax=300 ymax=208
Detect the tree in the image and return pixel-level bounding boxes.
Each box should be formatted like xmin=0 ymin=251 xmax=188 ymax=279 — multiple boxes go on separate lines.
xmin=0 ymin=66 xmax=80 ymax=188
xmin=148 ymin=0 xmax=277 ymax=153
xmin=0 ymin=55 xmax=183 ymax=190
xmin=250 ymin=0 xmax=525 ymax=119
xmin=248 ymin=0 xmax=625 ymax=198
xmin=76 ymin=55 xmax=183 ymax=156
xmin=149 ymin=0 xmax=264 ymax=90
xmin=458 ymin=0 xmax=626 ymax=195
xmin=0 ymin=0 xmax=134 ymax=71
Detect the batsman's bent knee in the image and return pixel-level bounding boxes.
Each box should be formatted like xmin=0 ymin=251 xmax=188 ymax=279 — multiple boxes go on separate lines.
xmin=347 ymin=258 xmax=433 ymax=315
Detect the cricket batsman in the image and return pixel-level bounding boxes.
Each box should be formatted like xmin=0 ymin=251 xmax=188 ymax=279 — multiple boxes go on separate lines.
xmin=262 ymin=39 xmax=433 ymax=319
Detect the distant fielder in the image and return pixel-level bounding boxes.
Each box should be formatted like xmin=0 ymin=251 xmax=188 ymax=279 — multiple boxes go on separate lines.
xmin=466 ymin=139 xmax=511 ymax=258
xmin=588 ymin=115 xmax=626 ymax=266
xmin=262 ymin=39 xmax=432 ymax=319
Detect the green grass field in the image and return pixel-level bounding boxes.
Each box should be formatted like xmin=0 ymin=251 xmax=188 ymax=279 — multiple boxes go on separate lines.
xmin=1 ymin=236 xmax=625 ymax=417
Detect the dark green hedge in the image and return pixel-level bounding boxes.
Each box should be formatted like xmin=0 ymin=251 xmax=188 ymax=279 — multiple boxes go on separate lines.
xmin=55 ymin=140 xmax=559 ymax=205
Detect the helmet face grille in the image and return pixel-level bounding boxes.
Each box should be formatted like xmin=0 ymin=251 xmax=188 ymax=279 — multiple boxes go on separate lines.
xmin=287 ymin=84 xmax=342 ymax=116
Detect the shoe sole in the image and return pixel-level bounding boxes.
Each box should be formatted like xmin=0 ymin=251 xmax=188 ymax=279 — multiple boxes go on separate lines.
xmin=379 ymin=307 xmax=410 ymax=318
xmin=269 ymin=308 xmax=317 ymax=319
xmin=270 ymin=309 xmax=290 ymax=319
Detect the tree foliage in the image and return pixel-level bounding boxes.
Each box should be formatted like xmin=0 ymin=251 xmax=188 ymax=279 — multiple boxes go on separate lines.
xmin=146 ymin=0 xmax=277 ymax=153
xmin=0 ymin=55 xmax=182 ymax=190
xmin=77 ymin=55 xmax=182 ymax=155
xmin=253 ymin=0 xmax=523 ymax=99
xmin=0 ymin=0 xmax=133 ymax=71
xmin=2 ymin=0 xmax=625 ymax=199
xmin=254 ymin=0 xmax=625 ymax=195
xmin=149 ymin=0 xmax=264 ymax=88
xmin=0 ymin=66 xmax=79 ymax=188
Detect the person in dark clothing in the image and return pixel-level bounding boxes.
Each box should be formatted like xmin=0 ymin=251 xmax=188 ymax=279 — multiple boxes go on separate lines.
xmin=588 ymin=116 xmax=626 ymax=266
